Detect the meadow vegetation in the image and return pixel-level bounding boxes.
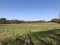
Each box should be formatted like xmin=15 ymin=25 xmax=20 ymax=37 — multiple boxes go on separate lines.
xmin=0 ymin=22 xmax=60 ymax=45
xmin=0 ymin=18 xmax=60 ymax=45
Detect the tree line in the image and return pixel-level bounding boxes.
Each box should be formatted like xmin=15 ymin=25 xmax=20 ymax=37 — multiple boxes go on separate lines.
xmin=0 ymin=18 xmax=60 ymax=24
xmin=0 ymin=18 xmax=46 ymax=24
xmin=50 ymin=18 xmax=60 ymax=24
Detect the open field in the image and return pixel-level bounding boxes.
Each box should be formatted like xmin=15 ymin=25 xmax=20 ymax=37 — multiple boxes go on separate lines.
xmin=0 ymin=22 xmax=60 ymax=45
xmin=0 ymin=22 xmax=60 ymax=35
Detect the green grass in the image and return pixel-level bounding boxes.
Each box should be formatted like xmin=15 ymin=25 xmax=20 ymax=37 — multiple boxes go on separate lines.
xmin=0 ymin=28 xmax=60 ymax=45
xmin=0 ymin=23 xmax=60 ymax=45
xmin=0 ymin=22 xmax=60 ymax=35
xmin=31 ymin=29 xmax=60 ymax=45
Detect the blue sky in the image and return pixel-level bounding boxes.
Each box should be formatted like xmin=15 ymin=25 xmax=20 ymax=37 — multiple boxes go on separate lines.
xmin=0 ymin=0 xmax=60 ymax=21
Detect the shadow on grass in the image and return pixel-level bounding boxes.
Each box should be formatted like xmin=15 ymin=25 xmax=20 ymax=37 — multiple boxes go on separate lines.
xmin=32 ymin=29 xmax=60 ymax=45
xmin=0 ymin=29 xmax=60 ymax=45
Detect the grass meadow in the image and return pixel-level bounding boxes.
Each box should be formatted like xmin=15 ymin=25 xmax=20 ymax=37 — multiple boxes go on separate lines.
xmin=0 ymin=22 xmax=60 ymax=45
xmin=0 ymin=22 xmax=60 ymax=35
